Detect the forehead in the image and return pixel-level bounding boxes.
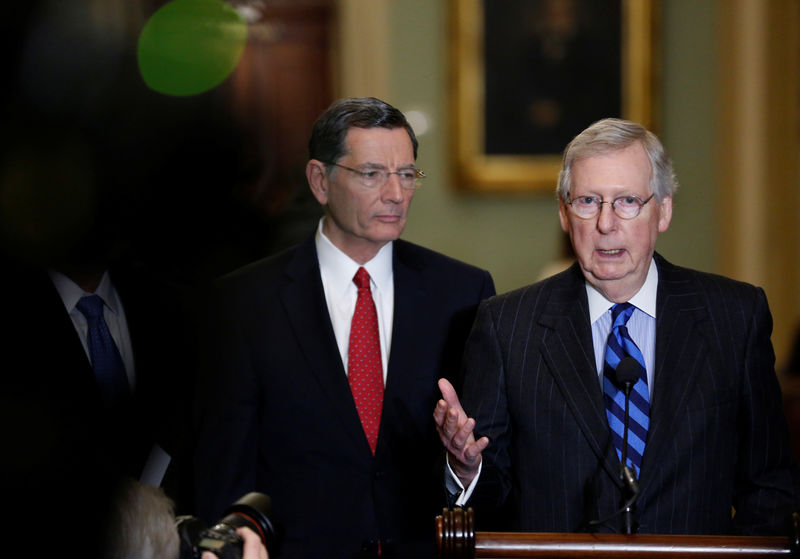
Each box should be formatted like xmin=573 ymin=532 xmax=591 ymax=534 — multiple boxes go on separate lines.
xmin=342 ymin=126 xmax=414 ymax=163
xmin=571 ymin=142 xmax=652 ymax=195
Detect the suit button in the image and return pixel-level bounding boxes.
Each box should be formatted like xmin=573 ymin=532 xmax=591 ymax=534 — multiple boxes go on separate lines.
xmin=373 ymin=470 xmax=385 ymax=479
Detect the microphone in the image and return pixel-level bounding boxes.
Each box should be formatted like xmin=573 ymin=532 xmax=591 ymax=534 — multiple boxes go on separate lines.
xmin=609 ymin=356 xmax=641 ymax=534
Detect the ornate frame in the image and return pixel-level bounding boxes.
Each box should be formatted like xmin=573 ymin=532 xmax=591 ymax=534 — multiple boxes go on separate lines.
xmin=449 ymin=0 xmax=658 ymax=192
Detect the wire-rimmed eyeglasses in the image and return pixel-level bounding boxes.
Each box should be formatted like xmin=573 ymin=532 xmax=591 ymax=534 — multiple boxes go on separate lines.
xmin=566 ymin=193 xmax=655 ymax=220
xmin=323 ymin=162 xmax=426 ymax=190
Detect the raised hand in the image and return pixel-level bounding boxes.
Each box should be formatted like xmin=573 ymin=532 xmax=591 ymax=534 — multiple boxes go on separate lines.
xmin=433 ymin=378 xmax=489 ymax=487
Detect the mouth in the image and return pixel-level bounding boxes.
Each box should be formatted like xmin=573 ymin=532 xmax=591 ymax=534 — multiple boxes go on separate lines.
xmin=376 ymin=214 xmax=403 ymax=222
xmin=597 ymin=249 xmax=623 ymax=255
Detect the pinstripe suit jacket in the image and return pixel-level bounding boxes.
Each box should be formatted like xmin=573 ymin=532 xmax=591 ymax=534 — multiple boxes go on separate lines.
xmin=461 ymin=253 xmax=799 ymax=535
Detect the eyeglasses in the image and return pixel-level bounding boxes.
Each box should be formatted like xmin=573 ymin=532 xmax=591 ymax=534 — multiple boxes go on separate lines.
xmin=566 ymin=193 xmax=655 ymax=220
xmin=323 ymin=162 xmax=426 ymax=190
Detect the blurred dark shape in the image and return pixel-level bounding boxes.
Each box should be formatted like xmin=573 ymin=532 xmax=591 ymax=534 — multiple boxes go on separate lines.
xmin=786 ymin=324 xmax=800 ymax=377
xmin=783 ymin=321 xmax=800 ymax=464
xmin=1 ymin=0 xmax=333 ymax=286
xmin=0 ymin=1 xmax=333 ymax=553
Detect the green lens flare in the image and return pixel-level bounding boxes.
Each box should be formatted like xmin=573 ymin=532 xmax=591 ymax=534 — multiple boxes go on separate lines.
xmin=137 ymin=0 xmax=247 ymax=96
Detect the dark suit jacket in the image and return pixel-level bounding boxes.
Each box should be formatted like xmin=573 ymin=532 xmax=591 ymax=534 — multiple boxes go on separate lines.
xmin=194 ymin=237 xmax=495 ymax=558
xmin=461 ymin=253 xmax=799 ymax=535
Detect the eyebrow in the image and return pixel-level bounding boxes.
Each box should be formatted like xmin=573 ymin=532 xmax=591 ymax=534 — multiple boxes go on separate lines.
xmin=357 ymin=162 xmax=418 ymax=171
xmin=571 ymin=192 xmax=642 ymax=198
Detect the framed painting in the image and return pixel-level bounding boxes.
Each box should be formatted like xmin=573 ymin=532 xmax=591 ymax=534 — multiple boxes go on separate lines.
xmin=449 ymin=0 xmax=658 ymax=192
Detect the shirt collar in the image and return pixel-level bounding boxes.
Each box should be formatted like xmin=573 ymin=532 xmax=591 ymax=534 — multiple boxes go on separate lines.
xmin=49 ymin=269 xmax=119 ymax=315
xmin=314 ymin=217 xmax=393 ymax=294
xmin=587 ymin=258 xmax=658 ymax=323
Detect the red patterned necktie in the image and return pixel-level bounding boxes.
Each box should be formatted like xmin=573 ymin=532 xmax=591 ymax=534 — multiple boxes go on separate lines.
xmin=348 ymin=267 xmax=384 ymax=455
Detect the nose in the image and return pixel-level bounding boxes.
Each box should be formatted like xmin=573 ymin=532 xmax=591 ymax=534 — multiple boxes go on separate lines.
xmin=596 ymin=201 xmax=618 ymax=233
xmin=381 ymin=173 xmax=404 ymax=203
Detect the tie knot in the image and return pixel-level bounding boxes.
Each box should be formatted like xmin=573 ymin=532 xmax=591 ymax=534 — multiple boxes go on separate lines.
xmin=76 ymin=294 xmax=106 ymax=319
xmin=353 ymin=267 xmax=371 ymax=290
xmin=610 ymin=302 xmax=635 ymax=327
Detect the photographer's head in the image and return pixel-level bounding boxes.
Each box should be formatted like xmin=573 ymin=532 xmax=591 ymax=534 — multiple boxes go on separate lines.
xmin=105 ymin=478 xmax=180 ymax=559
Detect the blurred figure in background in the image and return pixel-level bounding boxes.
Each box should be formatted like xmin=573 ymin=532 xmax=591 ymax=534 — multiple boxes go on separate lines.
xmin=0 ymin=0 xmax=254 ymax=551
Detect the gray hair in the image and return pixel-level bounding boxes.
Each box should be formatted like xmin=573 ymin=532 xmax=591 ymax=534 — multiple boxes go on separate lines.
xmin=105 ymin=479 xmax=180 ymax=559
xmin=556 ymin=118 xmax=678 ymax=203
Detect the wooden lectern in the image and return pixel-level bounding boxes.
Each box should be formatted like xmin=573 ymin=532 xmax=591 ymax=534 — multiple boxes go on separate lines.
xmin=436 ymin=508 xmax=800 ymax=559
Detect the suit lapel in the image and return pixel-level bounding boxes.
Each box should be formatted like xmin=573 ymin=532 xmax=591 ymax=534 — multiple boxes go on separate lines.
xmin=279 ymin=238 xmax=370 ymax=453
xmin=383 ymin=242 xmax=431 ymax=418
xmin=538 ymin=265 xmax=622 ymax=482
xmin=38 ymin=271 xmax=101 ymax=399
xmin=638 ymin=254 xmax=709 ymax=490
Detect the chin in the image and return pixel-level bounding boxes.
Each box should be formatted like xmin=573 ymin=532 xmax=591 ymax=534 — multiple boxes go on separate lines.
xmin=371 ymin=224 xmax=405 ymax=241
xmin=587 ymin=264 xmax=630 ymax=282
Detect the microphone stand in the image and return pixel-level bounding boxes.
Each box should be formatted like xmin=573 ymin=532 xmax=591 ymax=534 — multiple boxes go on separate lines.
xmin=620 ymin=380 xmax=639 ymax=534
xmin=589 ymin=357 xmax=642 ymax=533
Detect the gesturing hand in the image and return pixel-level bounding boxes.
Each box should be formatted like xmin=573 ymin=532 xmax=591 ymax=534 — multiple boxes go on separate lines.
xmin=433 ymin=378 xmax=489 ymax=487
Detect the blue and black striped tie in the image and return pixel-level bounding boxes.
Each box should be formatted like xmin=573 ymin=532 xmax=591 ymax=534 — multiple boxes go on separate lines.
xmin=603 ymin=303 xmax=650 ymax=477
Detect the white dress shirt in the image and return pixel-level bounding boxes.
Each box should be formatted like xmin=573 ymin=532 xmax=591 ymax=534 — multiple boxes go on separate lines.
xmin=314 ymin=218 xmax=394 ymax=383
xmin=588 ymin=258 xmax=658 ymax=395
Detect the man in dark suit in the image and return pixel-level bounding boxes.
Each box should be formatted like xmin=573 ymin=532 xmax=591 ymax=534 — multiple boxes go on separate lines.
xmin=435 ymin=118 xmax=799 ymax=536
xmin=193 ymin=97 xmax=495 ymax=558
xmin=0 ymin=244 xmax=197 ymax=556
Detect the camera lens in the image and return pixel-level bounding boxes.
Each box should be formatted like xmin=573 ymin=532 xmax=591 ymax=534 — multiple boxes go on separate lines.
xmin=220 ymin=492 xmax=277 ymax=553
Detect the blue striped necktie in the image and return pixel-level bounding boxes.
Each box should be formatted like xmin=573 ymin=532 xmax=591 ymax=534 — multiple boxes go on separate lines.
xmin=603 ymin=302 xmax=650 ymax=477
xmin=76 ymin=294 xmax=130 ymax=409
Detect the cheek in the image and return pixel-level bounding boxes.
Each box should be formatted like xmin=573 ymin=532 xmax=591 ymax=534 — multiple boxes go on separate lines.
xmin=568 ymin=222 xmax=593 ymax=251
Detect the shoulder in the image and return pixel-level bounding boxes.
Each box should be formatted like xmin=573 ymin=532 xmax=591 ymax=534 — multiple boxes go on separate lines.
xmin=655 ymin=253 xmax=769 ymax=326
xmin=480 ymin=263 xmax=583 ymax=318
xmin=393 ymin=239 xmax=496 ymax=302
xmin=394 ymin=239 xmax=492 ymax=279
xmin=219 ymin=238 xmax=314 ymax=290
xmin=655 ymin=253 xmax=765 ymax=302
xmin=201 ymin=239 xmax=317 ymax=319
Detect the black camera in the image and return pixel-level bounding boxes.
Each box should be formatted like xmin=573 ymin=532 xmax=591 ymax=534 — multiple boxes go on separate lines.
xmin=176 ymin=493 xmax=277 ymax=559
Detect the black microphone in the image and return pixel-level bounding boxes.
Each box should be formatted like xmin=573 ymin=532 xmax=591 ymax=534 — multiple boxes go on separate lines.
xmin=609 ymin=356 xmax=641 ymax=534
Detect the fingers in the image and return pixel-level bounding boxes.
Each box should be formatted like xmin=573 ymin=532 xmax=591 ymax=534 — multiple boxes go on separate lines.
xmin=433 ymin=398 xmax=449 ymax=427
xmin=237 ymin=526 xmax=269 ymax=559
xmin=465 ymin=436 xmax=489 ymax=460
xmin=445 ymin=412 xmax=473 ymax=451
xmin=434 ymin=378 xmax=466 ymax=428
xmin=433 ymin=378 xmax=489 ymax=488
xmin=433 ymin=378 xmax=488 ymax=471
xmin=437 ymin=378 xmax=462 ymax=409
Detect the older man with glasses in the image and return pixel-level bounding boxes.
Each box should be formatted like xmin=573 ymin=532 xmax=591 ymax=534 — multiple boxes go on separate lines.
xmin=195 ymin=97 xmax=495 ymax=558
xmin=435 ymin=118 xmax=799 ymax=536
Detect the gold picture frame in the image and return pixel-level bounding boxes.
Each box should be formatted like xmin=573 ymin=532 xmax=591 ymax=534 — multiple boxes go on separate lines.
xmin=449 ymin=0 xmax=658 ymax=193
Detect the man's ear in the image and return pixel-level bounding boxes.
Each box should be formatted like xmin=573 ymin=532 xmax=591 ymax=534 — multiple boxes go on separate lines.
xmin=558 ymin=199 xmax=570 ymax=233
xmin=657 ymin=196 xmax=673 ymax=233
xmin=306 ymin=159 xmax=329 ymax=205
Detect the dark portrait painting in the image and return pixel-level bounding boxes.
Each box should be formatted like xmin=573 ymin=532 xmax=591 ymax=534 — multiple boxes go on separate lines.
xmin=484 ymin=0 xmax=622 ymax=156
xmin=450 ymin=0 xmax=654 ymax=191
